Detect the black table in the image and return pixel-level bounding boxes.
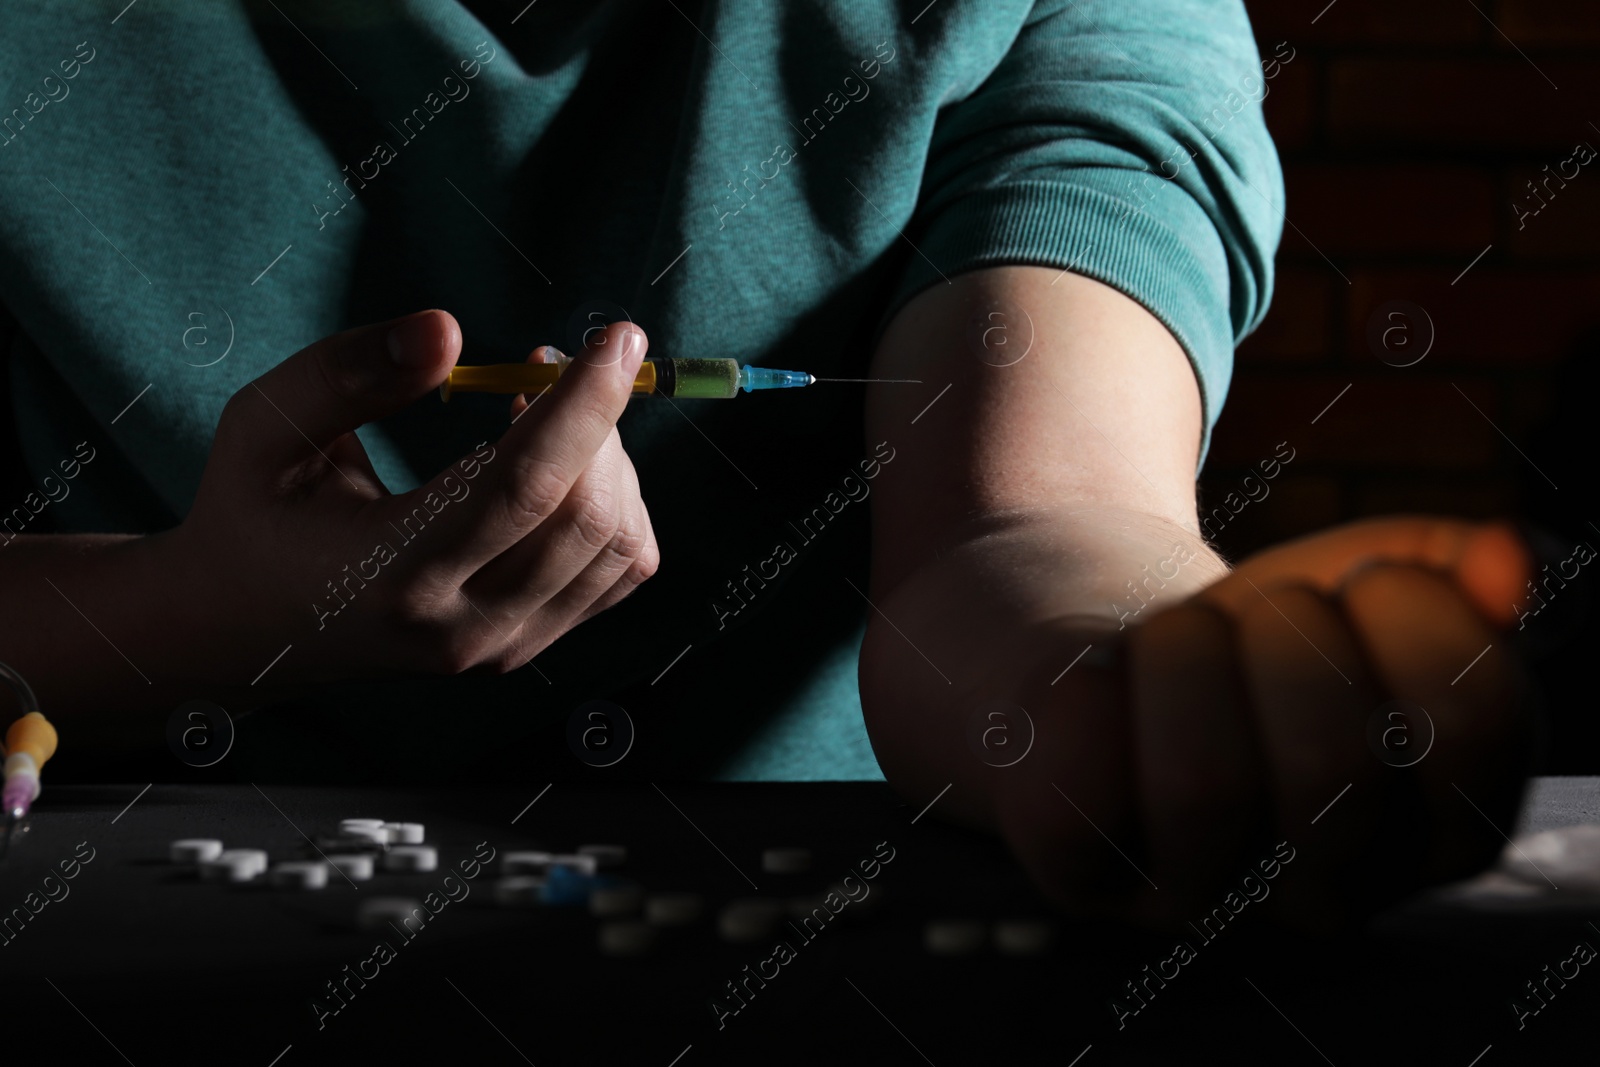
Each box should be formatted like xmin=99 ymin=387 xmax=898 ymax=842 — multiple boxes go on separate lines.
xmin=1 ymin=780 xmax=1596 ymax=1064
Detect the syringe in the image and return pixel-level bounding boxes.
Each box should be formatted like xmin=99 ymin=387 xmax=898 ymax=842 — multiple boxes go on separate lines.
xmin=440 ymin=358 xmax=815 ymax=401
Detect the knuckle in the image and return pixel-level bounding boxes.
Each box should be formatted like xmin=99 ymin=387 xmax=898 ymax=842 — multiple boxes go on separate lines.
xmin=390 ymin=583 xmax=450 ymax=629
xmin=1339 ymin=561 xmax=1431 ymax=604
xmin=389 ymin=594 xmax=475 ymax=673
xmin=308 ymin=343 xmax=368 ymax=409
xmin=568 ymin=486 xmax=621 ymax=552
xmin=600 ymin=516 xmax=648 ymax=567
xmin=632 ymin=538 xmax=661 ymax=582
xmin=503 ymin=456 xmax=570 ymax=527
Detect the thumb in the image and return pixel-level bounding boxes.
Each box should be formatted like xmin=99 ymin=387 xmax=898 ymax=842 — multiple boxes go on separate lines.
xmin=229 ymin=310 xmax=459 ymax=468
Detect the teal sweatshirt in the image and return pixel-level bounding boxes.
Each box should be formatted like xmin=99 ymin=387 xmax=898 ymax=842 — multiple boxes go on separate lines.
xmin=0 ymin=1 xmax=1282 ymax=782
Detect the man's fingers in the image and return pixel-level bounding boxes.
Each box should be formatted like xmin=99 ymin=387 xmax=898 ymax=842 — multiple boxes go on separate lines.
xmin=1127 ymin=601 xmax=1265 ymax=911
xmin=460 ymin=428 xmax=641 ymax=625
xmin=415 ymin=321 xmax=647 ymax=576
xmin=509 ymin=344 xmax=563 ymax=421
xmin=1201 ymin=517 xmax=1530 ymax=627
xmin=527 ymin=441 xmax=657 ymax=635
xmin=1232 ymin=582 xmax=1389 ymax=921
xmin=226 ymin=310 xmax=460 ymax=472
xmin=1339 ymin=564 xmax=1533 ymax=882
xmin=993 ymin=642 xmax=1145 ymax=909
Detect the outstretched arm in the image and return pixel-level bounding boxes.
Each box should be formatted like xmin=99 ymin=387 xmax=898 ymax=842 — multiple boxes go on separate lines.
xmin=860 ymin=265 xmax=1534 ymax=925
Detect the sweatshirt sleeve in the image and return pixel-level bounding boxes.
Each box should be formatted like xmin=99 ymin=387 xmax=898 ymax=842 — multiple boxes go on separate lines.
xmin=887 ymin=0 xmax=1287 ymax=470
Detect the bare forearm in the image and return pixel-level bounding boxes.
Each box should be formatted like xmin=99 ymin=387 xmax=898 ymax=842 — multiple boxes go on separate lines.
xmin=0 ymin=532 xmax=258 ymax=741
xmin=859 ymin=268 xmax=1534 ymax=920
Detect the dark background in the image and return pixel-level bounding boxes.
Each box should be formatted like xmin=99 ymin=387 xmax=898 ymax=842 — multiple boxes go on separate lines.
xmin=1208 ymin=0 xmax=1598 ymax=557
xmin=1205 ymin=0 xmax=1600 ymax=768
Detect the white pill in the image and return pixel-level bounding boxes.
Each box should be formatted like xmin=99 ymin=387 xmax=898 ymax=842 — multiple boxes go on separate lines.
xmin=357 ymin=897 xmax=424 ymax=932
xmin=382 ymin=845 xmax=438 ymax=872
xmin=326 ymin=854 xmax=375 ymax=881
xmin=924 ymin=920 xmax=986 ymax=955
xmin=198 ymin=858 xmax=256 ymax=883
xmin=1502 ymin=825 xmax=1600 ymax=891
xmin=598 ymin=920 xmax=654 ymax=956
xmin=344 ymin=824 xmax=395 ymax=845
xmin=170 ymin=839 xmax=223 ymax=864
xmin=502 ymin=851 xmax=598 ymax=875
xmin=993 ymin=920 xmax=1054 ymax=956
xmin=200 ymin=849 xmax=267 ymax=882
xmin=384 ymin=822 xmax=426 ymax=844
xmin=718 ymin=899 xmax=783 ymax=943
xmin=589 ymin=883 xmax=645 ymax=917
xmin=502 ymin=850 xmax=557 ymax=874
xmin=645 ymin=892 xmax=703 ymax=926
xmin=223 ymin=848 xmax=267 ymax=874
xmin=493 ymin=876 xmax=545 ymax=907
xmin=270 ymin=861 xmax=329 ymax=890
xmin=762 ymin=847 xmax=811 ymax=874
xmin=341 ymin=818 xmax=387 ymax=831
xmin=578 ymin=844 xmax=627 ymax=867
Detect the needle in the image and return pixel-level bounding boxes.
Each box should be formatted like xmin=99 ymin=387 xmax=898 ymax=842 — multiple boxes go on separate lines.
xmin=809 ymin=378 xmax=923 ymax=383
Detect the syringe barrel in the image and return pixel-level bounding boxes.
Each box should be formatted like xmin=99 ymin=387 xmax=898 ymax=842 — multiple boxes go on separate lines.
xmin=440 ymin=357 xmax=744 ymax=400
xmin=659 ymin=358 xmax=741 ymax=398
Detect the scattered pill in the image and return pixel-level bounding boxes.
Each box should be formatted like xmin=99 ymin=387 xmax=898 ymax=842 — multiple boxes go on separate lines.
xmin=269 ymin=861 xmax=329 ymax=891
xmin=326 ymin=854 xmax=375 ymax=882
xmin=493 ymin=876 xmax=545 ymax=907
xmin=357 ymin=897 xmax=424 ymax=932
xmin=993 ymin=920 xmax=1054 ymax=956
xmin=762 ymin=847 xmax=811 ymax=874
xmin=385 ymin=822 xmax=426 ymax=845
xmin=170 ymin=839 xmax=223 ymax=864
xmin=718 ymin=899 xmax=783 ymax=943
xmin=598 ymin=920 xmax=655 ymax=956
xmin=382 ymin=845 xmax=438 ymax=873
xmin=502 ymin=851 xmax=598 ymax=876
xmin=589 ymin=882 xmax=645 ymax=917
xmin=645 ymin=892 xmax=703 ymax=926
xmin=924 ymin=920 xmax=986 ymax=956
xmin=200 ymin=849 xmax=267 ymax=883
xmin=340 ymin=818 xmax=386 ymax=831
xmin=344 ymin=824 xmax=395 ymax=846
xmin=502 ymin=851 xmax=557 ymax=874
xmin=1502 ymin=825 xmax=1600 ymax=891
xmin=541 ymin=866 xmax=607 ymax=906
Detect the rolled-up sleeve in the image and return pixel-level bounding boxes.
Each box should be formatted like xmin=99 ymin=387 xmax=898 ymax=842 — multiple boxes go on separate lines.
xmin=887 ymin=0 xmax=1286 ymax=469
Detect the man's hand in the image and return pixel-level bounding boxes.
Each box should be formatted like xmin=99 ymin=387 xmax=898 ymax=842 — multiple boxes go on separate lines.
xmin=1002 ymin=514 xmax=1530 ymax=927
xmin=167 ymin=310 xmax=660 ymax=682
xmin=0 ymin=310 xmax=659 ymax=732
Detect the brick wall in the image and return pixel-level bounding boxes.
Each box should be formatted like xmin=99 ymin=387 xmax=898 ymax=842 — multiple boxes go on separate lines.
xmin=1205 ymin=0 xmax=1600 ymax=565
xmin=1210 ymin=0 xmax=1599 ymax=768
